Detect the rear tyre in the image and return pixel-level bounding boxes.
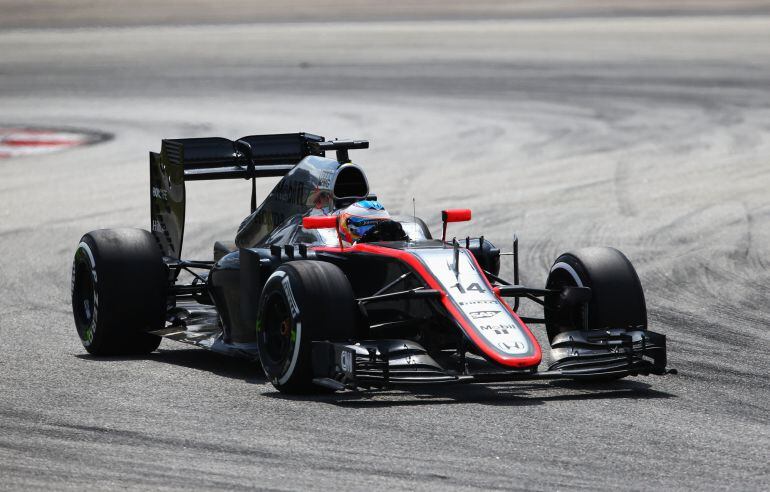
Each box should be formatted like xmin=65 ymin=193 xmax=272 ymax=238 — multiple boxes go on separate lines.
xmin=257 ymin=261 xmax=357 ymax=393
xmin=71 ymin=228 xmax=166 ymax=355
xmin=545 ymin=247 xmax=647 ymax=343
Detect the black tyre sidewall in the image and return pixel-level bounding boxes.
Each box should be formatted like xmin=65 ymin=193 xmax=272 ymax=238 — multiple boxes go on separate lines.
xmin=72 ymin=239 xmax=100 ymax=349
xmin=256 ymin=270 xmax=304 ymax=387
xmin=545 ymin=247 xmax=647 ymax=342
xmin=71 ymin=229 xmax=166 ymax=355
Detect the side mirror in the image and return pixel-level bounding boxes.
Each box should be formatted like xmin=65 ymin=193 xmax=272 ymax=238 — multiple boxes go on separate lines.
xmin=442 ymin=209 xmax=472 ymax=223
xmin=302 ymin=215 xmax=344 ymax=250
xmin=441 ymin=209 xmax=472 ymax=242
xmin=302 ymin=216 xmax=338 ymax=230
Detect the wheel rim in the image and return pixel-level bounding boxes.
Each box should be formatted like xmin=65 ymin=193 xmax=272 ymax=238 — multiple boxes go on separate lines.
xmin=73 ymin=259 xmax=96 ymax=341
xmin=261 ymin=293 xmax=293 ymax=365
xmin=545 ymin=266 xmax=586 ymax=337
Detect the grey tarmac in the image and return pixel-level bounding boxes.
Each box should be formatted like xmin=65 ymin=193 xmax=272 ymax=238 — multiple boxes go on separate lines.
xmin=0 ymin=2 xmax=768 ymax=490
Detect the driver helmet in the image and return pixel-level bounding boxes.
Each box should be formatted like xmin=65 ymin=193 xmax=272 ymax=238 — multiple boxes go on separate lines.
xmin=338 ymin=200 xmax=390 ymax=243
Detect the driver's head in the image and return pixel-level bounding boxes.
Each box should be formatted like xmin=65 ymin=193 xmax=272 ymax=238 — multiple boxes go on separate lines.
xmin=338 ymin=200 xmax=390 ymax=243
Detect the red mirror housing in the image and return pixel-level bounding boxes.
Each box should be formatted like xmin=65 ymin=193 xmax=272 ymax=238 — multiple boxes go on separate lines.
xmin=302 ymin=215 xmax=338 ymax=230
xmin=442 ymin=209 xmax=472 ymax=223
xmin=441 ymin=209 xmax=472 ymax=242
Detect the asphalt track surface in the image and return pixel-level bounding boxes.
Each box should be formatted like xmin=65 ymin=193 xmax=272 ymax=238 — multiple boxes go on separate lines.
xmin=1 ymin=3 xmax=769 ymax=490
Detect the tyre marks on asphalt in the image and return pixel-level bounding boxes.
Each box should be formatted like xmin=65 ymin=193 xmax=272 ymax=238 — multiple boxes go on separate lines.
xmin=1 ymin=12 xmax=770 ymax=490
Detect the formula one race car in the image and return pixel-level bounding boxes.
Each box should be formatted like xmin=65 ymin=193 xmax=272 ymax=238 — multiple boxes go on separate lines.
xmin=71 ymin=132 xmax=673 ymax=393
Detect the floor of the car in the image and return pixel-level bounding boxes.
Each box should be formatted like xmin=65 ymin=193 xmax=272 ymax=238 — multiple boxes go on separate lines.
xmin=150 ymin=300 xmax=259 ymax=359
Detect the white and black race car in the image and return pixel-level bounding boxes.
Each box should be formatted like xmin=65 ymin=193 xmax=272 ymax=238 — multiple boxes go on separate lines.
xmin=71 ymin=132 xmax=674 ymax=393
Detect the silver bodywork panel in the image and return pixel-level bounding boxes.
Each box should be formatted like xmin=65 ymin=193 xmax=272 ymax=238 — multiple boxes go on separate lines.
xmin=235 ymin=156 xmax=368 ymax=248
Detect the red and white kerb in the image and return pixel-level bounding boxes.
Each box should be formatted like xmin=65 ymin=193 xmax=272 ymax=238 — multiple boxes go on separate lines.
xmin=0 ymin=128 xmax=96 ymax=159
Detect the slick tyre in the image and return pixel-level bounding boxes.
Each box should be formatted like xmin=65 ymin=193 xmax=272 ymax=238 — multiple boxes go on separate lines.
xmin=71 ymin=228 xmax=166 ymax=356
xmin=257 ymin=261 xmax=356 ymax=394
xmin=545 ymin=247 xmax=647 ymax=343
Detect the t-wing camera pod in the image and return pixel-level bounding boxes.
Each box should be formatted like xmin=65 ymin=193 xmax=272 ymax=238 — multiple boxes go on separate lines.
xmin=309 ymin=140 xmax=370 ymax=164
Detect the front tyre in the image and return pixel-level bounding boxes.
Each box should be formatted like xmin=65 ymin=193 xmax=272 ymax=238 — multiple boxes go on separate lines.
xmin=71 ymin=228 xmax=166 ymax=355
xmin=256 ymin=261 xmax=357 ymax=393
xmin=544 ymin=247 xmax=647 ymax=343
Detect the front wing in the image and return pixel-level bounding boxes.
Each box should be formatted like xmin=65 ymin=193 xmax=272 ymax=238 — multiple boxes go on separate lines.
xmin=311 ymin=328 xmax=672 ymax=391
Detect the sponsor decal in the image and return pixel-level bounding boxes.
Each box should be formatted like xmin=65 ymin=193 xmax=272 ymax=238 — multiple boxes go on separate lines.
xmin=340 ymin=349 xmax=353 ymax=375
xmin=151 ymin=187 xmax=169 ymax=200
xmin=274 ymin=178 xmax=306 ymax=205
xmin=479 ymin=323 xmax=516 ymax=335
xmin=282 ymin=276 xmax=300 ymax=319
xmin=0 ymin=127 xmax=110 ymax=158
xmin=151 ymin=219 xmax=166 ymax=233
xmin=317 ymin=169 xmax=334 ymax=189
xmin=469 ymin=310 xmax=499 ymax=319
xmin=457 ymin=299 xmax=498 ymax=306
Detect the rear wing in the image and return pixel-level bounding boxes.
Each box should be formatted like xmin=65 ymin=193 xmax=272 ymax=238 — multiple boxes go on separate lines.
xmin=162 ymin=132 xmax=325 ymax=181
xmin=150 ymin=132 xmax=325 ymax=258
